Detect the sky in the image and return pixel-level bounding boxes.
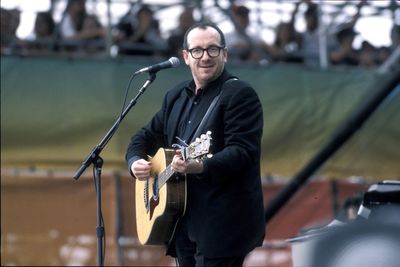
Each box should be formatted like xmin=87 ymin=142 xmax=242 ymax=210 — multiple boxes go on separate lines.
xmin=1 ymin=0 xmax=398 ymax=49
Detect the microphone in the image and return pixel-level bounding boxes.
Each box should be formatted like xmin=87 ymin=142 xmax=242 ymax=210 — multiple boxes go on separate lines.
xmin=135 ymin=57 xmax=180 ymax=74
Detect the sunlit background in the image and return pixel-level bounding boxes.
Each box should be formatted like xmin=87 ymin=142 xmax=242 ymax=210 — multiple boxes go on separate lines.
xmin=1 ymin=0 xmax=398 ymax=49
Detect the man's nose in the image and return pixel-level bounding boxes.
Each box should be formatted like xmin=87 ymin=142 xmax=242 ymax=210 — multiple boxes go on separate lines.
xmin=201 ymin=50 xmax=211 ymax=60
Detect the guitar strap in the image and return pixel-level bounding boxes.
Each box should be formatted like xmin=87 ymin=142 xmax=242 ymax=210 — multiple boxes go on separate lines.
xmin=191 ymin=77 xmax=238 ymax=142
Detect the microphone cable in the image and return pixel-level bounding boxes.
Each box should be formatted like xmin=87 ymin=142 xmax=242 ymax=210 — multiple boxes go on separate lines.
xmin=117 ymin=72 xmax=140 ymax=130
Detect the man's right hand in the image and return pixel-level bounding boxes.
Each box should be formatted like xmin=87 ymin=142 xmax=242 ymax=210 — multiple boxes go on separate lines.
xmin=131 ymin=159 xmax=152 ymax=181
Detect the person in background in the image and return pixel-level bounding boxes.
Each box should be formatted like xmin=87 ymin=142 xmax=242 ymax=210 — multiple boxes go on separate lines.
xmin=75 ymin=14 xmax=105 ymax=40
xmin=126 ymin=22 xmax=265 ymax=266
xmin=167 ymin=7 xmax=195 ymax=58
xmin=330 ymin=25 xmax=359 ymax=66
xmin=300 ymin=0 xmax=366 ymax=67
xmin=1 ymin=7 xmax=21 ymax=54
xmin=376 ymin=23 xmax=400 ymax=71
xmin=114 ymin=4 xmax=168 ymax=57
xmin=329 ymin=0 xmax=366 ymax=66
xmin=268 ymin=2 xmax=302 ymax=63
xmin=225 ymin=4 xmax=270 ymax=63
xmin=59 ymin=0 xmax=104 ymax=45
xmin=299 ymin=0 xmax=339 ymax=67
xmin=34 ymin=11 xmax=55 ymax=40
xmin=375 ymin=46 xmax=391 ymax=65
xmin=59 ymin=0 xmax=87 ymax=40
xmin=75 ymin=14 xmax=106 ymax=54
xmin=299 ymin=1 xmax=321 ymax=67
xmin=358 ymin=40 xmax=377 ymax=68
xmin=23 ymin=11 xmax=56 ymax=54
xmin=390 ymin=24 xmax=400 ymax=52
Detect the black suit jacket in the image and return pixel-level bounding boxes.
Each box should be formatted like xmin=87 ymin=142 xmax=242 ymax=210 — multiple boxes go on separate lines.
xmin=126 ymin=69 xmax=265 ymax=258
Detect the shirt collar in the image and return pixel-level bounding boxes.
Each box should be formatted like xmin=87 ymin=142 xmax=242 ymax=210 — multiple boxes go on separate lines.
xmin=184 ymin=68 xmax=229 ymax=97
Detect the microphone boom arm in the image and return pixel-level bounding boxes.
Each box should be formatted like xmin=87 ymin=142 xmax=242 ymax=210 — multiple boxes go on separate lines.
xmin=73 ymin=72 xmax=156 ymax=180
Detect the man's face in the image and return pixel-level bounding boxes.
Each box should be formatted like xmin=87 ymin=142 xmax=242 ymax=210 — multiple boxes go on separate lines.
xmin=183 ymin=27 xmax=227 ymax=89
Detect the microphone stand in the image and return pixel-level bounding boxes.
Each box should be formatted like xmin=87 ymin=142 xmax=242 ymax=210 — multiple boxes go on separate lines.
xmin=73 ymin=72 xmax=156 ymax=266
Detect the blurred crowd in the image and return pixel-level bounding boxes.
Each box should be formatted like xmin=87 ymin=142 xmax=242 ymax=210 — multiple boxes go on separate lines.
xmin=1 ymin=0 xmax=399 ymax=69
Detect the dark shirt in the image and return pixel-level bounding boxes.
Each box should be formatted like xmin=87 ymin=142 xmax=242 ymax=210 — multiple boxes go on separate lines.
xmin=176 ymin=87 xmax=204 ymax=144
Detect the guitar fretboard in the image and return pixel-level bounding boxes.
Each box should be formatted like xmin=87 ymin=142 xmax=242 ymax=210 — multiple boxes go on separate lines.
xmin=157 ymin=164 xmax=175 ymax=189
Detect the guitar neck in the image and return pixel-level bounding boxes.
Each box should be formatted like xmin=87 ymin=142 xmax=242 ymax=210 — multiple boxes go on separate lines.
xmin=157 ymin=164 xmax=175 ymax=189
xmin=157 ymin=145 xmax=189 ymax=189
xmin=156 ymin=137 xmax=210 ymax=189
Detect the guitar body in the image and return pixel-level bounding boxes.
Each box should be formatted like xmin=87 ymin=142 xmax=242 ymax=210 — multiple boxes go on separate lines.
xmin=135 ymin=148 xmax=187 ymax=245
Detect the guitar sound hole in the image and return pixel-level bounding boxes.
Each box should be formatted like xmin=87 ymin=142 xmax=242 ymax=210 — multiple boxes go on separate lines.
xmin=153 ymin=174 xmax=159 ymax=201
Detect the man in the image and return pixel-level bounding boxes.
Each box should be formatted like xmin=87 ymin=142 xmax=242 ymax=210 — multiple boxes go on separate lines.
xmin=126 ymin=22 xmax=265 ymax=266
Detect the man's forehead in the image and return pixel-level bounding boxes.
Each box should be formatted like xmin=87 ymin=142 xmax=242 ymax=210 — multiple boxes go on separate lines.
xmin=187 ymin=26 xmax=221 ymax=42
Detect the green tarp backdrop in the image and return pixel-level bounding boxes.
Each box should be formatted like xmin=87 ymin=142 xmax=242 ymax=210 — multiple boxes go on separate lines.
xmin=1 ymin=56 xmax=399 ymax=179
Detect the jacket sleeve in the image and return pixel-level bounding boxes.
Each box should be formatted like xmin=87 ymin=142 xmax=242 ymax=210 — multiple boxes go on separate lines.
xmin=125 ymin=96 xmax=167 ymax=171
xmin=125 ymin=81 xmax=189 ymax=175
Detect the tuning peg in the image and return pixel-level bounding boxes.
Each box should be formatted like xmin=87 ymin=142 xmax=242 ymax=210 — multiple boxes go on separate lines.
xmin=207 ymin=154 xmax=213 ymax=158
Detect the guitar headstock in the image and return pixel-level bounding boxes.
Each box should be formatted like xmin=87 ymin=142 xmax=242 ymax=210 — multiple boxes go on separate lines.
xmin=185 ymin=131 xmax=212 ymax=161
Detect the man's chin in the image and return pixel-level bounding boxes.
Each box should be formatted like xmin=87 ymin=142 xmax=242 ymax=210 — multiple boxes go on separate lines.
xmin=198 ymin=72 xmax=214 ymax=81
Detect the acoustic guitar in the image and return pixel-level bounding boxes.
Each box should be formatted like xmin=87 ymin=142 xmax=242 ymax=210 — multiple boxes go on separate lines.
xmin=135 ymin=131 xmax=212 ymax=245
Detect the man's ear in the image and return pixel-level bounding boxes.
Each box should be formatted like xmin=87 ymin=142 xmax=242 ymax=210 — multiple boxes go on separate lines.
xmin=182 ymin=50 xmax=190 ymax=65
xmin=223 ymin=47 xmax=228 ymax=63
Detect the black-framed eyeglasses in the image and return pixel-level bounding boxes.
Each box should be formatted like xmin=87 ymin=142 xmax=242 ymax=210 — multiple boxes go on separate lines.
xmin=187 ymin=46 xmax=225 ymax=59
